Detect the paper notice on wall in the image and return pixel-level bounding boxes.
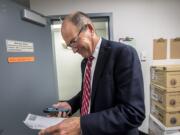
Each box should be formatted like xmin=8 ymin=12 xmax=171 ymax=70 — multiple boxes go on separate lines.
xmin=6 ymin=39 xmax=34 ymax=52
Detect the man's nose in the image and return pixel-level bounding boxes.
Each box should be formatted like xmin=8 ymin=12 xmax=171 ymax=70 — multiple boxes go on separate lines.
xmin=72 ymin=47 xmax=78 ymax=53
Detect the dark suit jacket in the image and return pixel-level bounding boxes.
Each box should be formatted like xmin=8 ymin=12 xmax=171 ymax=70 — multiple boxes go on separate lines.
xmin=68 ymin=38 xmax=145 ymax=135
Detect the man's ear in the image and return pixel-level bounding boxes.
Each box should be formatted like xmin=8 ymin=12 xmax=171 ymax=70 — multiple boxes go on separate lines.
xmin=87 ymin=24 xmax=94 ymax=34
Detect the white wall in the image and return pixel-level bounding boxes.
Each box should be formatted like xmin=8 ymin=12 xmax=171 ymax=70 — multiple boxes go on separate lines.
xmin=30 ymin=0 xmax=180 ymax=133
xmin=51 ymin=26 xmax=83 ymax=100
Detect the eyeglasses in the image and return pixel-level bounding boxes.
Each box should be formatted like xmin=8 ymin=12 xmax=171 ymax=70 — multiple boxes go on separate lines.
xmin=67 ymin=24 xmax=88 ymax=49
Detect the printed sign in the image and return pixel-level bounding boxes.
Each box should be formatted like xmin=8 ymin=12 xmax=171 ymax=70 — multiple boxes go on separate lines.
xmin=6 ymin=40 xmax=34 ymax=52
xmin=8 ymin=56 xmax=35 ymax=63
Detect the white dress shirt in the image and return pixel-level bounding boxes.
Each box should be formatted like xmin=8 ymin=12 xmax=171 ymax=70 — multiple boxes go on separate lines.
xmin=88 ymin=37 xmax=102 ymax=113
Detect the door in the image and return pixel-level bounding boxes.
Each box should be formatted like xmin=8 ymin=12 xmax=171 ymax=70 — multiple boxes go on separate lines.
xmin=0 ymin=0 xmax=58 ymax=134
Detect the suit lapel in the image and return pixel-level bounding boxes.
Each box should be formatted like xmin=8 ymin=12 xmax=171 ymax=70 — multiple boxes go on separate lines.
xmin=91 ymin=38 xmax=111 ymax=109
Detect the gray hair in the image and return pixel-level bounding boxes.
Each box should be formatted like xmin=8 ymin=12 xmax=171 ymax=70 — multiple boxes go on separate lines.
xmin=64 ymin=11 xmax=93 ymax=30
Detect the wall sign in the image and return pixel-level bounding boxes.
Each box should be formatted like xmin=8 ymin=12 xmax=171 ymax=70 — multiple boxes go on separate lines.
xmin=8 ymin=56 xmax=35 ymax=63
xmin=6 ymin=40 xmax=34 ymax=52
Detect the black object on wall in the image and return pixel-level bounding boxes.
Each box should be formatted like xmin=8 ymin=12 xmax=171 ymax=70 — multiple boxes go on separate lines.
xmin=0 ymin=0 xmax=58 ymax=134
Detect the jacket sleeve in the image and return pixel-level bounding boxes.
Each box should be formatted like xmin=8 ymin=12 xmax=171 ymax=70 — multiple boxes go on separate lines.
xmin=80 ymin=45 xmax=145 ymax=135
xmin=67 ymin=91 xmax=81 ymax=114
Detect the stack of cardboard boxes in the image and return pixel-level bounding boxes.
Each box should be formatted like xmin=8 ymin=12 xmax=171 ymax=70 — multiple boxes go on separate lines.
xmin=149 ymin=65 xmax=180 ymax=135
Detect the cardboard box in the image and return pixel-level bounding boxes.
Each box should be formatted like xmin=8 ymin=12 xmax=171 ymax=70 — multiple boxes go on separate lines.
xmin=151 ymin=84 xmax=180 ymax=112
xmin=151 ymin=101 xmax=180 ymax=127
xmin=149 ymin=114 xmax=180 ymax=135
xmin=151 ymin=65 xmax=180 ymax=90
xmin=150 ymin=83 xmax=180 ymax=93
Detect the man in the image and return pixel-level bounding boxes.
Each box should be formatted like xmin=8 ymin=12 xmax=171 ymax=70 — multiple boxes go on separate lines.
xmin=39 ymin=11 xmax=145 ymax=135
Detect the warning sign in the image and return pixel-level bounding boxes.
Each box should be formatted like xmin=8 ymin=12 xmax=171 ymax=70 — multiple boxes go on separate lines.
xmin=8 ymin=56 xmax=35 ymax=63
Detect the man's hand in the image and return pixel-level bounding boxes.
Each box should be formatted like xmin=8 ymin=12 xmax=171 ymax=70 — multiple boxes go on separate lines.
xmin=38 ymin=117 xmax=81 ymax=135
xmin=53 ymin=102 xmax=72 ymax=117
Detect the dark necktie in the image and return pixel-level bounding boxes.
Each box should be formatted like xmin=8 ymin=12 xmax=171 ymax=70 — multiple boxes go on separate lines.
xmin=81 ymin=56 xmax=94 ymax=116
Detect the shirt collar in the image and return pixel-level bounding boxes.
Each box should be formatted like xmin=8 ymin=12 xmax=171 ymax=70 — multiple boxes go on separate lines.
xmin=92 ymin=37 xmax=102 ymax=59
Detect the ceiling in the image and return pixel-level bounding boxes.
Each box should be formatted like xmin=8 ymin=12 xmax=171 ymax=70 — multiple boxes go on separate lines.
xmin=12 ymin=0 xmax=30 ymax=8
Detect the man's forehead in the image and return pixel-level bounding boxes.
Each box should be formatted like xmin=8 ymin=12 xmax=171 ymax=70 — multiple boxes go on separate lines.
xmin=61 ymin=21 xmax=77 ymax=42
xmin=62 ymin=21 xmax=77 ymax=33
xmin=63 ymin=20 xmax=75 ymax=29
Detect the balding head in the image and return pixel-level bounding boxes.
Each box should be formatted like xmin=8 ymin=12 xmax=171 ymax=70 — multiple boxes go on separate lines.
xmin=62 ymin=11 xmax=94 ymax=31
xmin=60 ymin=11 xmax=100 ymax=58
